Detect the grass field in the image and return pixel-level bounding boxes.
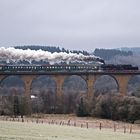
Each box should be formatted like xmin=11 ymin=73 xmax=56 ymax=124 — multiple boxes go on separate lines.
xmin=0 ymin=121 xmax=140 ymax=140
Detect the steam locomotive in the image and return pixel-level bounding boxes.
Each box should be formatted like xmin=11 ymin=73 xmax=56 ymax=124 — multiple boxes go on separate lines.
xmin=100 ymin=64 xmax=138 ymax=71
xmin=0 ymin=63 xmax=138 ymax=72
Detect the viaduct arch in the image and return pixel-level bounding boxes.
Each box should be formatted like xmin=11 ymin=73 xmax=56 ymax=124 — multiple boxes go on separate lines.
xmin=0 ymin=75 xmax=25 ymax=96
xmin=62 ymin=75 xmax=87 ymax=95
xmin=31 ymin=75 xmax=56 ymax=95
xmin=93 ymin=75 xmax=119 ymax=94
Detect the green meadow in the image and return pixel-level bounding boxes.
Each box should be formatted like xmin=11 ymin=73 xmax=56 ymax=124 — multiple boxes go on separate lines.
xmin=0 ymin=121 xmax=139 ymax=140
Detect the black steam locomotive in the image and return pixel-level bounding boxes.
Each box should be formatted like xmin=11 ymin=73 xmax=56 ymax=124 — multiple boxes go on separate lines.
xmin=100 ymin=64 xmax=138 ymax=71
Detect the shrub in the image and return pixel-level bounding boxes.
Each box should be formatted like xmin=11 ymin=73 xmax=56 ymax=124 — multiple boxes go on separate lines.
xmin=90 ymin=94 xmax=140 ymax=122
xmin=76 ymin=97 xmax=89 ymax=117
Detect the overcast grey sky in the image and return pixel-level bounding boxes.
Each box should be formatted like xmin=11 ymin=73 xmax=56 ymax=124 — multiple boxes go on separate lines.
xmin=0 ymin=0 xmax=140 ymax=51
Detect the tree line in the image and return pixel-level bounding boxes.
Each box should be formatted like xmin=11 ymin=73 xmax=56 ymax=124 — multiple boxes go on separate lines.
xmin=14 ymin=45 xmax=90 ymax=55
xmin=0 ymin=91 xmax=140 ymax=123
xmin=94 ymin=48 xmax=133 ymax=60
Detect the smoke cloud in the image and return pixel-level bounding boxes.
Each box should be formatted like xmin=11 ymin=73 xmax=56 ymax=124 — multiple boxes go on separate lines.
xmin=0 ymin=47 xmax=99 ymax=64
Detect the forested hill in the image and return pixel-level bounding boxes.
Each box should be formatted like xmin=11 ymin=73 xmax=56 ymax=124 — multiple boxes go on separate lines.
xmin=14 ymin=46 xmax=90 ymax=55
xmin=15 ymin=46 xmax=133 ymax=59
xmin=93 ymin=48 xmax=133 ymax=60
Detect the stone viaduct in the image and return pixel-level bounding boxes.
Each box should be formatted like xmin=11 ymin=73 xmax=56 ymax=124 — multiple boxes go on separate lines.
xmin=0 ymin=71 xmax=140 ymax=99
xmin=0 ymin=71 xmax=140 ymax=113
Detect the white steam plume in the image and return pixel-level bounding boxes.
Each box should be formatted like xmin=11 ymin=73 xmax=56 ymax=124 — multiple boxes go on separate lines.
xmin=0 ymin=47 xmax=99 ymax=64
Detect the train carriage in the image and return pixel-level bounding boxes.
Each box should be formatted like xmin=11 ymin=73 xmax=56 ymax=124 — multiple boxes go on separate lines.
xmin=0 ymin=63 xmax=138 ymax=73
